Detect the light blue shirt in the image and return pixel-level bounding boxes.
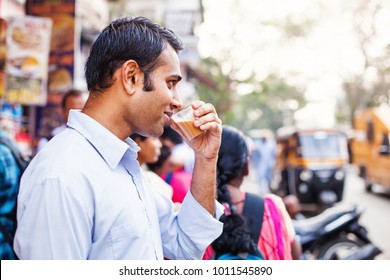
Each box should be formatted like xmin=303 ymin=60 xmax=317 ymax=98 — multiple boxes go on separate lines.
xmin=14 ymin=110 xmax=223 ymax=260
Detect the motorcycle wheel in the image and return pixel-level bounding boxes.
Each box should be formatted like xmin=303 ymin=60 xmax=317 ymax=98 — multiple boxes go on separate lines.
xmin=317 ymin=237 xmax=365 ymax=260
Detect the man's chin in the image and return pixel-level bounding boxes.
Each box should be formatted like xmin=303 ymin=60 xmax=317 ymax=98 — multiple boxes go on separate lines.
xmin=150 ymin=126 xmax=165 ymax=138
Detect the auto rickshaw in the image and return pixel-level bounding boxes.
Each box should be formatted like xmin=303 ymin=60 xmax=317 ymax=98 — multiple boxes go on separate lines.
xmin=271 ymin=126 xmax=349 ymax=210
xmin=351 ymin=105 xmax=390 ymax=193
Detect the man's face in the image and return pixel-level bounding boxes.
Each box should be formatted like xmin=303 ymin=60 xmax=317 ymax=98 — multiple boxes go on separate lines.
xmin=131 ymin=45 xmax=183 ymax=137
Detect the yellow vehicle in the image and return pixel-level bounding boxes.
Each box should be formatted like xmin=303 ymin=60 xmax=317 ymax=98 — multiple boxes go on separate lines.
xmin=271 ymin=126 xmax=349 ymax=208
xmin=351 ymin=105 xmax=390 ymax=192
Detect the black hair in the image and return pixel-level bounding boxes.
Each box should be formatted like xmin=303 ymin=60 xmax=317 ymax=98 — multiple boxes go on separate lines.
xmin=130 ymin=133 xmax=147 ymax=142
xmin=211 ymin=125 xmax=258 ymax=257
xmin=216 ymin=125 xmax=249 ymax=211
xmin=160 ymin=125 xmax=183 ymax=145
xmin=85 ymin=16 xmax=183 ymax=92
xmin=147 ymin=144 xmax=171 ymax=173
xmin=212 ymin=214 xmax=259 ymax=257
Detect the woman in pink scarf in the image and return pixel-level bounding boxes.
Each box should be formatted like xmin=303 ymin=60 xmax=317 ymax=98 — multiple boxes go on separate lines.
xmin=205 ymin=125 xmax=301 ymax=260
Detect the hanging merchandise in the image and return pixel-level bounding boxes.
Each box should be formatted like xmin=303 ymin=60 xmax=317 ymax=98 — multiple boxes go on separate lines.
xmin=4 ymin=15 xmax=52 ymax=105
xmin=0 ymin=18 xmax=6 ymax=99
xmin=25 ymin=0 xmax=76 ymax=144
xmin=26 ymin=0 xmax=76 ymax=100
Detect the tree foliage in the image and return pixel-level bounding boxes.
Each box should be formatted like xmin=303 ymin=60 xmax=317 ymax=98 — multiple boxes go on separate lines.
xmin=194 ymin=57 xmax=305 ymax=133
xmin=337 ymin=0 xmax=390 ymax=126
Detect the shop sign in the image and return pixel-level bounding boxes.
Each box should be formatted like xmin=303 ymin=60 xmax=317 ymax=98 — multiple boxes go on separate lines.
xmin=0 ymin=18 xmax=6 ymax=99
xmin=26 ymin=0 xmax=76 ymax=101
xmin=4 ymin=15 xmax=52 ymax=105
xmin=164 ymin=10 xmax=200 ymax=63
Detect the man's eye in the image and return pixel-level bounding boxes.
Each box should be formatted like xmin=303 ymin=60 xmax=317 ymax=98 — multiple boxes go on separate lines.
xmin=167 ymin=81 xmax=175 ymax=88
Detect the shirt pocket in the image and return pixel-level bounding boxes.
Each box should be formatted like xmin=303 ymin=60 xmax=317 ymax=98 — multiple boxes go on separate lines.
xmin=110 ymin=221 xmax=144 ymax=243
xmin=109 ymin=222 xmax=144 ymax=258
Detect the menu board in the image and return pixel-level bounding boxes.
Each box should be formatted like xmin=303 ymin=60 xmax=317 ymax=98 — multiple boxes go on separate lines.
xmin=0 ymin=18 xmax=6 ymax=99
xmin=26 ymin=0 xmax=76 ymax=101
xmin=23 ymin=0 xmax=77 ymax=142
xmin=4 ymin=16 xmax=52 ymax=105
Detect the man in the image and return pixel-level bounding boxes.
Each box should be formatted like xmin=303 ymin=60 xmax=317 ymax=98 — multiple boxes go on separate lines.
xmin=37 ymin=89 xmax=86 ymax=151
xmin=0 ymin=129 xmax=21 ymax=259
xmin=251 ymin=131 xmax=276 ymax=195
xmin=14 ymin=16 xmax=223 ymax=260
xmin=54 ymin=89 xmax=86 ymax=135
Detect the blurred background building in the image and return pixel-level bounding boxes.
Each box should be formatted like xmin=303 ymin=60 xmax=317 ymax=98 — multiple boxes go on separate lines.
xmin=2 ymin=0 xmax=390 ymax=157
xmin=0 ymin=0 xmax=210 ymax=156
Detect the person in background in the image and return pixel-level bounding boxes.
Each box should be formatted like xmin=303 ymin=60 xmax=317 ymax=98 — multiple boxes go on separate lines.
xmin=251 ymin=130 xmax=276 ymax=195
xmin=37 ymin=89 xmax=86 ymax=151
xmin=160 ymin=125 xmax=195 ymax=174
xmin=14 ymin=16 xmax=223 ymax=260
xmin=147 ymin=144 xmax=176 ymax=177
xmin=209 ymin=125 xmax=301 ymax=260
xmin=0 ymin=128 xmax=21 ymax=259
xmin=147 ymin=145 xmax=192 ymax=204
xmin=283 ymin=194 xmax=306 ymax=220
xmin=130 ymin=133 xmax=173 ymax=200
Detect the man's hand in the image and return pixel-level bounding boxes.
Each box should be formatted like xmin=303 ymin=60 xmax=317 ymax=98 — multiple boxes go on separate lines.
xmin=170 ymin=100 xmax=222 ymax=215
xmin=170 ymin=100 xmax=222 ymax=161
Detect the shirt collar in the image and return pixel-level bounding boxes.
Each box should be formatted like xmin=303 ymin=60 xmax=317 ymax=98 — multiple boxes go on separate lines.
xmin=67 ymin=110 xmax=140 ymax=169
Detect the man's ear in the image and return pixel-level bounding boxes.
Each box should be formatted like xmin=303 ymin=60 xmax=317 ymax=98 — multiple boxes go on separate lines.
xmin=122 ymin=60 xmax=141 ymax=95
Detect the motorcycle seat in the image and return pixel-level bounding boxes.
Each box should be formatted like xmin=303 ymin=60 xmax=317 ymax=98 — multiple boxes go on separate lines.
xmin=293 ymin=203 xmax=360 ymax=235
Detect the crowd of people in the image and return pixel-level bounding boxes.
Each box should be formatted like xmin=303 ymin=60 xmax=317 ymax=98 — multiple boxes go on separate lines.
xmin=0 ymin=16 xmax=302 ymax=260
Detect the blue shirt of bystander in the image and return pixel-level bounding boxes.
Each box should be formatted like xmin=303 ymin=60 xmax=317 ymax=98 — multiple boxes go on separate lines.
xmin=0 ymin=130 xmax=21 ymax=259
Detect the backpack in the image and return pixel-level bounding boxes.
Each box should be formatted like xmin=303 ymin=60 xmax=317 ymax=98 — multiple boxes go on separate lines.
xmin=0 ymin=137 xmax=30 ymax=173
xmin=243 ymin=192 xmax=265 ymax=244
xmin=218 ymin=251 xmax=264 ymax=260
xmin=0 ymin=136 xmax=30 ymax=259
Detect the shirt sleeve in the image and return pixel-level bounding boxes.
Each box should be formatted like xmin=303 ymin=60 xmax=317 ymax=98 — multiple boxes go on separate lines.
xmin=155 ymin=191 xmax=223 ymax=260
xmin=14 ymin=177 xmax=93 ymax=259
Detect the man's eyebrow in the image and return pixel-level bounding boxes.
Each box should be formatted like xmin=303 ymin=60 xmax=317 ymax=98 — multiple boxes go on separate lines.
xmin=170 ymin=75 xmax=182 ymax=81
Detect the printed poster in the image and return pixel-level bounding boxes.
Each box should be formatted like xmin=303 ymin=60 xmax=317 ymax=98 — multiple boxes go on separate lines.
xmin=0 ymin=18 xmax=6 ymax=99
xmin=26 ymin=0 xmax=76 ymax=140
xmin=4 ymin=16 xmax=52 ymax=105
xmin=26 ymin=0 xmax=76 ymax=101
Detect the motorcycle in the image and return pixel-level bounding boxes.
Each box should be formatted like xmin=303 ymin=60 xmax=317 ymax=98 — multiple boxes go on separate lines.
xmin=293 ymin=203 xmax=382 ymax=260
